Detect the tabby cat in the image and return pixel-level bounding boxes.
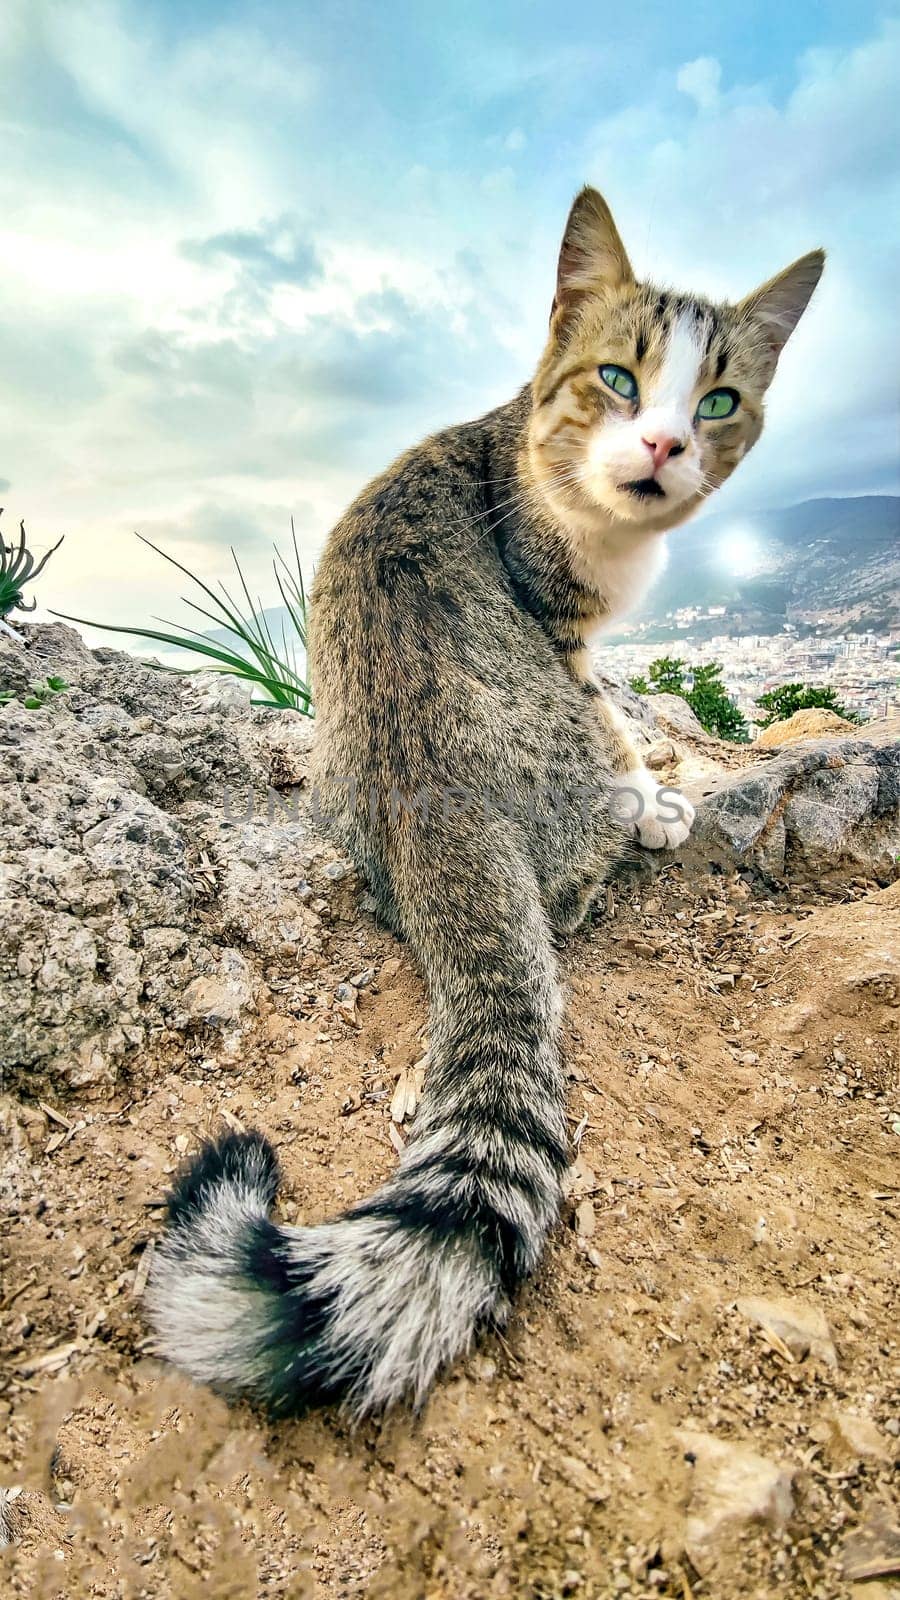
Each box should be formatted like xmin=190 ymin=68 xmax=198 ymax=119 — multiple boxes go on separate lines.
xmin=146 ymin=188 xmax=823 ymax=1414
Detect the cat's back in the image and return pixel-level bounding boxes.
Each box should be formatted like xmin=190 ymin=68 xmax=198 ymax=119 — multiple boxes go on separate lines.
xmin=307 ymin=409 xmax=511 ymax=707
xmin=314 ymin=415 xmax=490 ymax=598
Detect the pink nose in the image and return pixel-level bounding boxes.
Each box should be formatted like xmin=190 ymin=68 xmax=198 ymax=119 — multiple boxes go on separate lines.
xmin=642 ymin=434 xmax=684 ymax=472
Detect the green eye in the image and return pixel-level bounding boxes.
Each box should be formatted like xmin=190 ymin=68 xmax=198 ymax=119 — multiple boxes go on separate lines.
xmin=599 ymin=364 xmax=638 ymax=401
xmin=696 ymin=387 xmax=739 ymax=420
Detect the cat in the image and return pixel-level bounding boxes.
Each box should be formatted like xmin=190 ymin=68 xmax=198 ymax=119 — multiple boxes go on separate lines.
xmin=146 ymin=187 xmax=823 ymax=1415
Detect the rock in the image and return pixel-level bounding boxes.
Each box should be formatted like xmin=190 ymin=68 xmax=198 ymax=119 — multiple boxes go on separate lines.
xmin=825 ymin=1409 xmax=894 ymax=1465
xmin=647 ymin=693 xmax=707 ymax=740
xmin=841 ymin=1509 xmax=900 ymax=1586
xmin=324 ymin=860 xmax=350 ymax=881
xmin=736 ymin=1294 xmax=838 ymax=1367
xmin=686 ymin=734 xmax=900 ymax=881
xmin=178 ymin=950 xmax=254 ymax=1029
xmin=676 ymin=1428 xmax=794 ymax=1575
xmin=194 ymin=672 xmax=254 ymax=713
xmin=0 ymin=621 xmax=95 ymax=698
xmin=0 ymin=623 xmax=317 ymax=1092
xmin=755 ymin=707 xmax=857 ymax=747
xmin=645 ymin=738 xmax=677 ymax=770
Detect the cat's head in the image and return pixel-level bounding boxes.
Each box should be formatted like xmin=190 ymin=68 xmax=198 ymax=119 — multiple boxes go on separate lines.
xmin=529 ymin=186 xmax=824 ymax=532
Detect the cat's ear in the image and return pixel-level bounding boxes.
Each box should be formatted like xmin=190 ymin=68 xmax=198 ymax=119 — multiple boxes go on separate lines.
xmin=552 ymin=187 xmax=634 ymax=327
xmin=738 ymin=249 xmax=825 ymax=359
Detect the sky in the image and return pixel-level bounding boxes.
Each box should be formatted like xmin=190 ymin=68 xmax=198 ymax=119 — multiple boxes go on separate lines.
xmin=1 ymin=0 xmax=898 ymax=640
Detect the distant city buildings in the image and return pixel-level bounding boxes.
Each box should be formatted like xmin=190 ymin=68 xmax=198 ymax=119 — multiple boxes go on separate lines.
xmin=595 ymin=614 xmax=899 ymax=731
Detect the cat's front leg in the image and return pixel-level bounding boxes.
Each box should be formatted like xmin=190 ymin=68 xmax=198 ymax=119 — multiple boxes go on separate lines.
xmin=580 ymin=678 xmax=696 ymax=850
xmin=609 ymin=764 xmax=695 ymax=850
xmin=566 ymin=656 xmax=695 ymax=851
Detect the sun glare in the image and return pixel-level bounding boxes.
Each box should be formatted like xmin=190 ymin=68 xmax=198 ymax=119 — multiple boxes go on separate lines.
xmin=717 ymin=525 xmax=762 ymax=577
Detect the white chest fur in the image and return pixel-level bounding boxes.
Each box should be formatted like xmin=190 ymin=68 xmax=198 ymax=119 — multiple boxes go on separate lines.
xmin=570 ymin=525 xmax=669 ymax=642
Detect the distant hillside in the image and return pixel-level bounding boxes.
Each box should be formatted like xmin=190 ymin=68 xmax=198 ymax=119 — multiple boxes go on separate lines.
xmin=201 ymin=607 xmax=307 ymax=668
xmin=613 ymin=494 xmax=900 ymax=642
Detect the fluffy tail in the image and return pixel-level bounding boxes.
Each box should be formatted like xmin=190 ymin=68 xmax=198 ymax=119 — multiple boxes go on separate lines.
xmin=146 ymin=846 xmax=568 ymax=1416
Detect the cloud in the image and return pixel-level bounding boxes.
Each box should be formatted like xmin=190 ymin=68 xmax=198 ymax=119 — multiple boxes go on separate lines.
xmin=135 ymin=497 xmax=319 ymax=562
xmin=0 ymin=1 xmax=895 ymax=635
xmin=676 ymin=57 xmax=721 ymax=111
xmin=180 ymin=216 xmax=323 ymax=318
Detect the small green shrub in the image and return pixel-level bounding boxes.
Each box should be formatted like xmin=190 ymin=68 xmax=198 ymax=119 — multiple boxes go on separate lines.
xmin=755 ymin=682 xmax=861 ymax=727
xmin=629 ymin=657 xmax=749 ymax=743
xmin=0 ymin=514 xmax=64 ymax=627
xmin=0 ymin=676 xmax=69 ymax=709
xmin=54 ymin=521 xmax=313 ymax=715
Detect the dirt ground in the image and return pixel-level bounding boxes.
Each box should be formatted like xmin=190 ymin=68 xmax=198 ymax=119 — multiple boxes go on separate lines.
xmin=2 ymin=863 xmax=898 ymax=1599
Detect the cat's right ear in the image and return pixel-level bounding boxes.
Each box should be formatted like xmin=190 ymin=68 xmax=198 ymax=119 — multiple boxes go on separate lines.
xmin=552 ymin=187 xmax=634 ymax=330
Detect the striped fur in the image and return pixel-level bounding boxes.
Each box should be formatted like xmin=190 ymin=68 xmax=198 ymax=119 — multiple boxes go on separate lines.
xmin=147 ymin=862 xmax=568 ymax=1416
xmin=146 ymin=188 xmax=823 ymax=1415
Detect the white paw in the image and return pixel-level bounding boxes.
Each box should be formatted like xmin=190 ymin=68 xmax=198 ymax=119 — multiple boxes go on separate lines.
xmin=610 ymin=768 xmax=695 ymax=851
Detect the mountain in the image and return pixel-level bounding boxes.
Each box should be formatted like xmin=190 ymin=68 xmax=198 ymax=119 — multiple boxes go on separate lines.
xmin=610 ymin=494 xmax=900 ymax=642
xmin=197 ymin=607 xmax=307 ymax=671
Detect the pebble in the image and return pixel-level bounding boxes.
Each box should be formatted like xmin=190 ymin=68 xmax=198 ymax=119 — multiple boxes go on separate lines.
xmin=677 ymin=1428 xmax=793 ymax=1575
xmin=736 ymin=1294 xmax=838 ymax=1368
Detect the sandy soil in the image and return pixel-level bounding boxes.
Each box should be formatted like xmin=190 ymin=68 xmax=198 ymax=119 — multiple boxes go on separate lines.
xmin=2 ymin=865 xmax=898 ymax=1599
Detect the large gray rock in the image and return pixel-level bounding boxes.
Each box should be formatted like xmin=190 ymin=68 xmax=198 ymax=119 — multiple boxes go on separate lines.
xmin=686 ymin=734 xmax=900 ymax=881
xmin=645 ymin=691 xmax=708 ymax=741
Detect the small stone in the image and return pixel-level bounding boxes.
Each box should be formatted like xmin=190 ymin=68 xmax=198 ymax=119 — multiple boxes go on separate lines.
xmin=179 ymin=959 xmax=253 ymax=1029
xmin=736 ymin=1294 xmax=838 ymax=1367
xmin=677 ymin=1429 xmax=793 ymax=1575
xmin=828 ymin=1409 xmax=893 ymax=1464
xmin=645 ymin=739 xmax=677 ymax=770
xmin=575 ymin=1200 xmax=596 ymax=1239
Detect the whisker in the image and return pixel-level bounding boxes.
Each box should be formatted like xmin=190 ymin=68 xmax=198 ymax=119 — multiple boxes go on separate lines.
xmin=445 ymin=465 xmax=585 ymax=540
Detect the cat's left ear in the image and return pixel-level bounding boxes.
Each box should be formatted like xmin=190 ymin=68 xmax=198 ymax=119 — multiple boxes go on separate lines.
xmin=738 ymin=249 xmax=825 ymax=359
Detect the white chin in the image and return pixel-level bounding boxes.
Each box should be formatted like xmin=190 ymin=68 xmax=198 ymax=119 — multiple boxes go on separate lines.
xmin=595 ymin=485 xmax=671 ymax=522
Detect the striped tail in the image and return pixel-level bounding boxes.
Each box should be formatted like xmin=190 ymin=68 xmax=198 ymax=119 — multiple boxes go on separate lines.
xmin=146 ymin=853 xmax=568 ymax=1415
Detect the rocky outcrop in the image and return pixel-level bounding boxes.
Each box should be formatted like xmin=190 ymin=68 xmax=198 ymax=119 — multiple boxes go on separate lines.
xmin=0 ymin=626 xmax=345 ymax=1095
xmin=685 ymin=730 xmax=900 ymax=881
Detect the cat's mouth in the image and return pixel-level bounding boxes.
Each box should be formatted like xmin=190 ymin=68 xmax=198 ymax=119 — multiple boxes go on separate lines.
xmin=619 ymin=477 xmax=666 ymax=500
